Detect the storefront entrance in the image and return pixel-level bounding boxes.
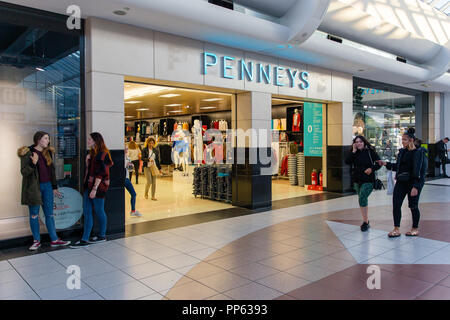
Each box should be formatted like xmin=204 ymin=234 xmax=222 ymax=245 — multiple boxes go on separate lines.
xmin=271 ymin=97 xmax=326 ymax=201
xmin=124 ymin=82 xmax=234 ymax=224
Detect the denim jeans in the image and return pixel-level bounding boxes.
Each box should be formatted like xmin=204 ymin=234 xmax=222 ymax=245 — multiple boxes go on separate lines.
xmin=125 ymin=178 xmax=136 ymax=211
xmin=82 ymin=190 xmax=107 ymax=241
xmin=28 ymin=182 xmax=58 ymax=242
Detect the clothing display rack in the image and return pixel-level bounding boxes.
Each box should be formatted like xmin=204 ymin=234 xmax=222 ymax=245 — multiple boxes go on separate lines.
xmin=193 ymin=164 xmax=232 ymax=203
xmin=296 ymin=152 xmax=305 ymax=187
xmin=288 ymin=154 xmax=298 ymax=185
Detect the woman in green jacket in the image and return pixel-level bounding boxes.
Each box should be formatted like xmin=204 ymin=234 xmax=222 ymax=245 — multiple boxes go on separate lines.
xmin=17 ymin=131 xmax=71 ymax=250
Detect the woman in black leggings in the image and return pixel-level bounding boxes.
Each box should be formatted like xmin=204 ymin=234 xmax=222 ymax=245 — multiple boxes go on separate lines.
xmin=378 ymin=128 xmax=424 ymax=237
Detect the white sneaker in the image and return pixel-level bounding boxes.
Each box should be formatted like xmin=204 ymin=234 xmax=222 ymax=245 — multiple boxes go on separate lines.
xmin=29 ymin=241 xmax=41 ymax=251
xmin=130 ymin=210 xmax=142 ymax=217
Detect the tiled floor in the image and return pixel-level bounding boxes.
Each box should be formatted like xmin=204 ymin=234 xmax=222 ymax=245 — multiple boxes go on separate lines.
xmin=125 ymin=170 xmax=321 ymax=224
xmin=1 ymin=179 xmax=450 ymax=300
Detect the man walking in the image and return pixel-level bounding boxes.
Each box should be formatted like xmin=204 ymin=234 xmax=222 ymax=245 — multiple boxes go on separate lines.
xmin=436 ymin=137 xmax=450 ymax=178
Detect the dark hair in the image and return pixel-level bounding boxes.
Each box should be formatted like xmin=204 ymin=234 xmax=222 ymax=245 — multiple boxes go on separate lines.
xmin=144 ymin=137 xmax=155 ymax=148
xmin=404 ymin=128 xmax=415 ymax=139
xmin=33 ymin=131 xmax=49 ymax=146
xmin=89 ymin=132 xmax=111 ymax=160
xmin=414 ymin=138 xmax=422 ymax=147
xmin=444 ymin=137 xmax=450 ymax=141
xmin=351 ymin=135 xmax=374 ymax=151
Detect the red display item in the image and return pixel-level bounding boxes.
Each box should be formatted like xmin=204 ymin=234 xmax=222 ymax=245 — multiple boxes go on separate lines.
xmin=292 ymin=112 xmax=301 ymax=132
xmin=311 ymin=169 xmax=317 ymax=186
xmin=319 ymin=172 xmax=323 ymax=186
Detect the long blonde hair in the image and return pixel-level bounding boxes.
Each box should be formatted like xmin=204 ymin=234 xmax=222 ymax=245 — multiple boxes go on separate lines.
xmin=144 ymin=137 xmax=156 ymax=149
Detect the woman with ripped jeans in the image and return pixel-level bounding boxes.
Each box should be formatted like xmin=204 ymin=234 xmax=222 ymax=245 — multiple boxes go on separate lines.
xmin=18 ymin=131 xmax=71 ymax=250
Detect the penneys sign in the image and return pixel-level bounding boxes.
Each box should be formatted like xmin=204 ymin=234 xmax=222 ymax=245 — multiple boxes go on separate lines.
xmin=203 ymin=52 xmax=310 ymax=90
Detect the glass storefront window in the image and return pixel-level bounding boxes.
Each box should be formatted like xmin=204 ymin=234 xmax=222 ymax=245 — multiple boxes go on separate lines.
xmin=0 ymin=4 xmax=84 ymax=240
xmin=353 ymin=85 xmax=416 ymax=181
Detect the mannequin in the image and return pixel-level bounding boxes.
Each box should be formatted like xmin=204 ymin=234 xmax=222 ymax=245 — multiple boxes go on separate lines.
xmin=192 ymin=119 xmax=203 ymax=165
xmin=292 ymin=109 xmax=300 ymax=132
xmin=163 ymin=121 xmax=168 ymax=136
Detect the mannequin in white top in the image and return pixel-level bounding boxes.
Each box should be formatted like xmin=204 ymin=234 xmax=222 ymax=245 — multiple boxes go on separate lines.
xmin=192 ymin=119 xmax=203 ymax=166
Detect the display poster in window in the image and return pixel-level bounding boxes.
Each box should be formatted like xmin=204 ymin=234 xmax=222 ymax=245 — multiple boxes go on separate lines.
xmin=39 ymin=187 xmax=83 ymax=229
xmin=304 ymin=102 xmax=323 ymax=157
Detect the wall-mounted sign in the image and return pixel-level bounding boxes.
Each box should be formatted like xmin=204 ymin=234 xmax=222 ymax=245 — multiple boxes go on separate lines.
xmin=304 ymin=102 xmax=323 ymax=157
xmin=203 ymin=52 xmax=310 ymax=90
xmin=39 ymin=187 xmax=82 ymax=229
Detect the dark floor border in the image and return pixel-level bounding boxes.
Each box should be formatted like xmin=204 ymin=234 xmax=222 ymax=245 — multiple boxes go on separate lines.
xmin=0 ymin=192 xmax=348 ymax=262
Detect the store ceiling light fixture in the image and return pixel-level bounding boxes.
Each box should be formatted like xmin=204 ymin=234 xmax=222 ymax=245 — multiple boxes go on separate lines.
xmin=202 ymin=98 xmax=223 ymax=102
xmin=136 ymin=108 xmax=149 ymax=111
xmin=36 ymin=67 xmax=45 ymax=72
xmin=125 ymin=101 xmax=143 ymax=104
xmin=169 ymin=110 xmax=182 ymax=113
xmin=200 ymin=106 xmax=217 ymax=110
xmin=165 ymin=103 xmax=182 ymax=107
xmin=159 ymin=94 xmax=181 ymax=98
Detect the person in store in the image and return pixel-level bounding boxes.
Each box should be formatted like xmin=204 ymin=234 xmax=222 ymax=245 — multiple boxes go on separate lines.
xmin=377 ymin=128 xmax=424 ymax=237
xmin=17 ymin=131 xmax=71 ymax=251
xmin=436 ymin=137 xmax=450 ymax=178
xmin=125 ymin=145 xmax=141 ymax=217
xmin=345 ymin=135 xmax=381 ymax=232
xmin=127 ymin=140 xmax=141 ymax=184
xmin=71 ymin=132 xmax=114 ymax=248
xmin=142 ymin=137 xmax=161 ymax=200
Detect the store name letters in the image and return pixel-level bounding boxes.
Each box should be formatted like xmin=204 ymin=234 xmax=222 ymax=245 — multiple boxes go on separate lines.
xmin=203 ymin=52 xmax=310 ymax=90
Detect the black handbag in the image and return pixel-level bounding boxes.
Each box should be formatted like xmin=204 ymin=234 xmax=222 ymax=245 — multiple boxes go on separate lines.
xmin=396 ymin=172 xmax=410 ymax=182
xmin=368 ymin=149 xmax=384 ymax=190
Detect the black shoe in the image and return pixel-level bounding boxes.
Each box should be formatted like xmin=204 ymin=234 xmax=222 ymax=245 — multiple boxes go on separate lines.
xmin=360 ymin=221 xmax=370 ymax=232
xmin=444 ymin=175 xmax=450 ymax=178
xmin=89 ymin=236 xmax=107 ymax=244
xmin=70 ymin=240 xmax=90 ymax=248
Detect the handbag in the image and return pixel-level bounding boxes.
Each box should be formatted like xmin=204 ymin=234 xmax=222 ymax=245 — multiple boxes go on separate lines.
xmin=147 ymin=150 xmax=160 ymax=176
xmin=368 ymin=149 xmax=384 ymax=190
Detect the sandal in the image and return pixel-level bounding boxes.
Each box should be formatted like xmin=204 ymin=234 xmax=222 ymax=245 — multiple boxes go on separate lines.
xmin=388 ymin=229 xmax=401 ymax=238
xmin=405 ymin=229 xmax=419 ymax=237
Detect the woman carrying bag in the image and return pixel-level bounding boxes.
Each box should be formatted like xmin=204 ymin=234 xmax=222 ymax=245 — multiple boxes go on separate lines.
xmin=345 ymin=135 xmax=381 ymax=232
xmin=142 ymin=137 xmax=161 ymax=200
xmin=377 ymin=128 xmax=424 ymax=237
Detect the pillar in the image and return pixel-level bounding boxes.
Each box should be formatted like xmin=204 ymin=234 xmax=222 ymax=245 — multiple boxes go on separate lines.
xmin=232 ymin=91 xmax=272 ymax=209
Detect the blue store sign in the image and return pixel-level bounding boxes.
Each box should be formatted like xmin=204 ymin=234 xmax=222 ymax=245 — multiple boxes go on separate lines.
xmin=304 ymin=102 xmax=323 ymax=157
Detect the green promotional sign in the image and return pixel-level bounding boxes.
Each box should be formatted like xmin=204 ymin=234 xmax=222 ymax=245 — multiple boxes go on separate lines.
xmin=304 ymin=102 xmax=323 ymax=157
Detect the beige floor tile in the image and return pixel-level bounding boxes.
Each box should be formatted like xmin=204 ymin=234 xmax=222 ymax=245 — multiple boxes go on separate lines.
xmin=197 ymin=271 xmax=252 ymax=292
xmin=164 ymin=281 xmax=219 ymax=300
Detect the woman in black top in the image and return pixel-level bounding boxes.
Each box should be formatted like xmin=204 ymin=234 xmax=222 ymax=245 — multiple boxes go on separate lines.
xmin=345 ymin=136 xmax=381 ymax=231
xmin=378 ymin=128 xmax=424 ymax=237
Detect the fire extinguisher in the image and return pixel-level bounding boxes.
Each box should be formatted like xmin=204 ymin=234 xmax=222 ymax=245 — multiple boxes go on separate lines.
xmin=311 ymin=169 xmax=317 ymax=186
xmin=319 ymin=171 xmax=323 ymax=186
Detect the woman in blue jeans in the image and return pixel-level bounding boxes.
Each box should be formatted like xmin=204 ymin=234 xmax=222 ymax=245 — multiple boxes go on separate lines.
xmin=71 ymin=132 xmax=114 ymax=248
xmin=18 ymin=131 xmax=71 ymax=250
xmin=125 ymin=146 xmax=141 ymax=217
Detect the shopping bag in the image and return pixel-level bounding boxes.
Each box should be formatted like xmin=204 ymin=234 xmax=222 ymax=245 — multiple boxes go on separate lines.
xmin=387 ymin=169 xmax=394 ymax=195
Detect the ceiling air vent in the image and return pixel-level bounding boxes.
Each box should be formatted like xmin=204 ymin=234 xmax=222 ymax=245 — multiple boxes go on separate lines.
xmin=327 ymin=35 xmax=342 ymax=43
xmin=396 ymin=56 xmax=407 ymax=63
xmin=208 ymin=0 xmax=234 ymax=10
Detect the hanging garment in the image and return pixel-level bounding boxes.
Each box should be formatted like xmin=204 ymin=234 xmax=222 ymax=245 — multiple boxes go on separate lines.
xmin=183 ymin=122 xmax=189 ymax=131
xmin=192 ymin=124 xmax=203 ymax=164
xmin=292 ymin=112 xmax=301 ymax=131
xmin=271 ymin=142 xmax=280 ymax=175
xmin=276 ymin=119 xmax=282 ymax=130
xmin=280 ymin=155 xmax=289 ymax=176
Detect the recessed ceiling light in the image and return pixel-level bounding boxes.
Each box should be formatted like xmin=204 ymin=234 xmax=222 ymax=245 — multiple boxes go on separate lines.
xmin=125 ymin=101 xmax=143 ymax=104
xmin=200 ymin=106 xmax=217 ymax=110
xmin=169 ymin=110 xmax=182 ymax=113
xmin=136 ymin=108 xmax=149 ymax=111
xmin=125 ymin=116 xmax=135 ymax=118
xmin=202 ymin=98 xmax=223 ymax=102
xmin=165 ymin=104 xmax=182 ymax=107
xmin=159 ymin=94 xmax=181 ymax=98
xmin=185 ymin=105 xmax=190 ymax=109
xmin=36 ymin=67 xmax=45 ymax=72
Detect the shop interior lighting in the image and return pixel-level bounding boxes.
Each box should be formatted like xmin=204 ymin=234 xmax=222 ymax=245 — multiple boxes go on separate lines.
xmin=165 ymin=103 xmax=182 ymax=107
xmin=200 ymin=106 xmax=217 ymax=110
xmin=136 ymin=108 xmax=149 ymax=111
xmin=159 ymin=94 xmax=181 ymax=98
xmin=36 ymin=67 xmax=45 ymax=71
xmin=168 ymin=110 xmax=182 ymax=113
xmin=125 ymin=85 xmax=172 ymax=99
xmin=125 ymin=101 xmax=143 ymax=104
xmin=202 ymin=98 xmax=223 ymax=102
